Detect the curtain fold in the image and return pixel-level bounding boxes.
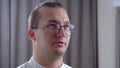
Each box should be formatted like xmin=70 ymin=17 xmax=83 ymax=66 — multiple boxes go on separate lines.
xmin=0 ymin=0 xmax=98 ymax=68
xmin=0 ymin=0 xmax=10 ymax=68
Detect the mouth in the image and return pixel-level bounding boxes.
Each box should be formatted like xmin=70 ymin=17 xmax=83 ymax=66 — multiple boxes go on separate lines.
xmin=52 ymin=41 xmax=66 ymax=47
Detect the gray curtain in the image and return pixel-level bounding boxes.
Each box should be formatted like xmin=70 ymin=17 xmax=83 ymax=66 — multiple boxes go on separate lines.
xmin=0 ymin=0 xmax=98 ymax=68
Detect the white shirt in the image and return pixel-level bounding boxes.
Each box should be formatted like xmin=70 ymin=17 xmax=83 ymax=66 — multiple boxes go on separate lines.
xmin=17 ymin=57 xmax=72 ymax=68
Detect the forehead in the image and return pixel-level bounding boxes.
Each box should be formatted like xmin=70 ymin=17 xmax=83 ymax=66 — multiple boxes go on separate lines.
xmin=38 ymin=7 xmax=70 ymax=24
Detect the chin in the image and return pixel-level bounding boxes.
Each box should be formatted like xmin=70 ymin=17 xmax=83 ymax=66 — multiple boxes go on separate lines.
xmin=52 ymin=48 xmax=67 ymax=56
xmin=50 ymin=43 xmax=68 ymax=56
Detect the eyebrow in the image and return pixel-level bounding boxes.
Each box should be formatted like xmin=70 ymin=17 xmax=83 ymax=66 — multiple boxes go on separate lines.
xmin=48 ymin=20 xmax=70 ymax=24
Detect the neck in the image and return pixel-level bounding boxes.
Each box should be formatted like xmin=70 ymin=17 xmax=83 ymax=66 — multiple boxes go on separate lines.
xmin=33 ymin=47 xmax=64 ymax=68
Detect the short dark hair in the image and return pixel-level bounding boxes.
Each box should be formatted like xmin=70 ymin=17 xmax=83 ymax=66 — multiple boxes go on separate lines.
xmin=28 ymin=1 xmax=65 ymax=29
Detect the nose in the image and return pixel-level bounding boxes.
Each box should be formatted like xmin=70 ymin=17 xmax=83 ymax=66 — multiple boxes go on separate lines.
xmin=56 ymin=27 xmax=66 ymax=37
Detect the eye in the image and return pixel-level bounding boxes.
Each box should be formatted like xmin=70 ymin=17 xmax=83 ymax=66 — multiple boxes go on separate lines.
xmin=64 ymin=24 xmax=70 ymax=29
xmin=47 ymin=23 xmax=59 ymax=30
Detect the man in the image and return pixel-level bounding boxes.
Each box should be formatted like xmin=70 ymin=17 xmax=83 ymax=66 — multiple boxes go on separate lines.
xmin=17 ymin=1 xmax=75 ymax=68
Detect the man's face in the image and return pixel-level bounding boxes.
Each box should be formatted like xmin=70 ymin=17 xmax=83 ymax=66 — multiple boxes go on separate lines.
xmin=33 ymin=7 xmax=70 ymax=57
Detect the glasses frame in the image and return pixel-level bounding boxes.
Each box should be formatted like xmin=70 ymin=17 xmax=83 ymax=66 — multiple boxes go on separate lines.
xmin=32 ymin=23 xmax=75 ymax=36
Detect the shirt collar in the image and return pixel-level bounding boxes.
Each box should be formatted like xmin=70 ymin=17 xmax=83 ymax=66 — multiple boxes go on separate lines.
xmin=29 ymin=57 xmax=65 ymax=68
xmin=29 ymin=57 xmax=44 ymax=68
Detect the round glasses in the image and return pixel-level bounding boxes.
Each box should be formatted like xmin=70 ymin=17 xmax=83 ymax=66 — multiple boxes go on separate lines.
xmin=34 ymin=23 xmax=75 ymax=36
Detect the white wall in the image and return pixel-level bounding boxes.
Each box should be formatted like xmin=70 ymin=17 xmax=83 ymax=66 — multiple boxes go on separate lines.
xmin=98 ymin=0 xmax=117 ymax=68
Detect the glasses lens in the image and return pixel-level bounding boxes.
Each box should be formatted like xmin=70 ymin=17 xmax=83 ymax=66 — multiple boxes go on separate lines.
xmin=46 ymin=23 xmax=75 ymax=35
xmin=47 ymin=23 xmax=59 ymax=34
xmin=67 ymin=24 xmax=75 ymax=35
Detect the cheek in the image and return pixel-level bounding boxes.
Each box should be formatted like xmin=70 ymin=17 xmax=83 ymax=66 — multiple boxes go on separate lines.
xmin=35 ymin=31 xmax=47 ymax=44
xmin=66 ymin=36 xmax=71 ymax=46
xmin=35 ymin=33 xmax=50 ymax=50
xmin=37 ymin=32 xmax=52 ymax=45
xmin=67 ymin=36 xmax=70 ymax=42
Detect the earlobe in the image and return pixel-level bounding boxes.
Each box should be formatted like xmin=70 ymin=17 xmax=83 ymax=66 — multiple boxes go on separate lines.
xmin=27 ymin=29 xmax=36 ymax=41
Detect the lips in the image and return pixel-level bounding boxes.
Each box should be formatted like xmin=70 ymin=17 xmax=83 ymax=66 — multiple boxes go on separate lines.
xmin=52 ymin=41 xmax=66 ymax=47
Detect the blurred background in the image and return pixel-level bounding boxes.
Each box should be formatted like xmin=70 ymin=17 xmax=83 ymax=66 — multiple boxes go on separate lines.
xmin=0 ymin=0 xmax=119 ymax=68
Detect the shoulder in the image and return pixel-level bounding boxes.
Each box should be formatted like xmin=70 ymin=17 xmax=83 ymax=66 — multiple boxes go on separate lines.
xmin=17 ymin=61 xmax=33 ymax=68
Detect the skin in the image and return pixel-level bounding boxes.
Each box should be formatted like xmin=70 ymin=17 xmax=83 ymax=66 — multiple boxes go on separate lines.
xmin=28 ymin=7 xmax=70 ymax=68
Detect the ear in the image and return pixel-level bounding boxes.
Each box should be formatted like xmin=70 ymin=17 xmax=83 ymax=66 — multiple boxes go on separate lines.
xmin=27 ymin=28 xmax=36 ymax=41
